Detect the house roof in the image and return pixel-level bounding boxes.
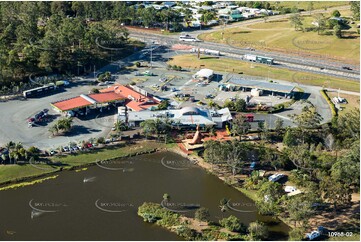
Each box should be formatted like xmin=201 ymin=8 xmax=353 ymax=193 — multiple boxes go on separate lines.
xmin=102 ymin=85 xmax=159 ymax=111
xmin=88 ymin=92 xmax=125 ymax=103
xmin=52 ymin=96 xmax=93 ymax=111
xmin=52 ymin=85 xmax=159 ymax=112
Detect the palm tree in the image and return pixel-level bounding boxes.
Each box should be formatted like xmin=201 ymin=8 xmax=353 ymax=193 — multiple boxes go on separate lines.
xmin=5 ymin=141 xmax=15 ymax=164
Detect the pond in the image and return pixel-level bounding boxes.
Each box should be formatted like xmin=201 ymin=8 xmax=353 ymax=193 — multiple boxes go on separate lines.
xmin=0 ymin=151 xmax=289 ymax=240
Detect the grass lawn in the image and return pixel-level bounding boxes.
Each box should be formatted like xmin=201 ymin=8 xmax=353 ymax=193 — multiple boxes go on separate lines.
xmin=0 ymin=141 xmax=172 ymax=185
xmin=0 ymin=164 xmax=57 ymax=184
xmin=272 ymin=1 xmax=348 ymax=10
xmin=328 ymin=234 xmax=360 ymax=241
xmin=199 ymin=11 xmax=360 ymax=65
xmin=326 ymin=91 xmax=360 ymax=116
xmin=53 ymin=141 xmax=170 ymax=166
xmin=168 ymin=54 xmax=359 ymax=92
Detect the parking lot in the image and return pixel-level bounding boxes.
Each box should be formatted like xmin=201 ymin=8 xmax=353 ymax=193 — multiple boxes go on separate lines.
xmin=0 ymin=80 xmax=116 ymax=150
xmin=0 ymin=44 xmax=331 ymax=149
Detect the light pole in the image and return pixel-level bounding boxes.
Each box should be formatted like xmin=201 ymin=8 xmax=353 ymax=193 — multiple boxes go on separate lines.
xmin=150 ymin=41 xmax=153 ymax=69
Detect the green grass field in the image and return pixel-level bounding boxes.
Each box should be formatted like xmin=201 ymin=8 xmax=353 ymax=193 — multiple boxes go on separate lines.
xmin=272 ymin=1 xmax=348 ymax=10
xmin=0 ymin=141 xmax=172 ymax=185
xmin=168 ymin=54 xmax=359 ymax=92
xmin=199 ymin=10 xmax=360 ymax=65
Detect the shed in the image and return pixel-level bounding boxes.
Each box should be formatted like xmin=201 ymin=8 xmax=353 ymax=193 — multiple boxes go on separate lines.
xmin=194 ymin=69 xmax=214 ymax=80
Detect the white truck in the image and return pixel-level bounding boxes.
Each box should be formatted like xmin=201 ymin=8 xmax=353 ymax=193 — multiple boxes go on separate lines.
xmin=244 ymin=54 xmax=257 ymax=62
xmin=190 ymin=48 xmax=220 ymax=56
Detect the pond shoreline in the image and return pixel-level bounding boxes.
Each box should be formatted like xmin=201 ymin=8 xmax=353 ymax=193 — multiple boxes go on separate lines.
xmin=0 ymin=141 xmax=164 ymax=188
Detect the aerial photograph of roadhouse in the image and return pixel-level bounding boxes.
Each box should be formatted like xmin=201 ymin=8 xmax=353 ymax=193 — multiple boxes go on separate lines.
xmin=0 ymin=0 xmax=359 ymax=241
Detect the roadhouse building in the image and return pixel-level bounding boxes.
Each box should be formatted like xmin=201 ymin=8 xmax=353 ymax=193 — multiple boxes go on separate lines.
xmin=51 ymin=85 xmax=160 ymax=115
xmin=125 ymin=106 xmax=232 ymax=129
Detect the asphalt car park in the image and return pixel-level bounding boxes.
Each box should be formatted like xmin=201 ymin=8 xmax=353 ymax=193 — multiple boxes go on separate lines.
xmin=0 ymin=43 xmax=332 ymax=149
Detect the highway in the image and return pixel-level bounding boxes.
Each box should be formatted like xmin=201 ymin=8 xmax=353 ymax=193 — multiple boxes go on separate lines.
xmin=129 ymin=32 xmax=359 ymax=81
xmin=127 ymin=4 xmax=359 ymax=81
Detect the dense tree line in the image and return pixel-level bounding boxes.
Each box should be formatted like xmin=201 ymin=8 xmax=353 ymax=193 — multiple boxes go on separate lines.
xmin=202 ymin=106 xmax=360 ymax=238
xmin=0 ymin=1 xmax=133 ymax=96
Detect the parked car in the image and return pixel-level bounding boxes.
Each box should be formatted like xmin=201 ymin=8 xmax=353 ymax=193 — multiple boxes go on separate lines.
xmin=49 ymin=150 xmax=56 ymax=156
xmin=142 ymin=71 xmax=154 ymax=76
xmin=284 ymin=186 xmax=297 ymax=193
xmin=159 ymin=77 xmax=167 ymax=82
xmin=63 ymin=146 xmax=70 ymax=152
xmin=306 ymin=230 xmax=321 ymax=240
xmin=250 ymin=162 xmax=256 ymax=169
xmin=66 ymin=111 xmax=75 ymax=117
xmin=86 ymin=143 xmax=93 ymax=148
xmin=268 ymin=173 xmax=285 ymax=182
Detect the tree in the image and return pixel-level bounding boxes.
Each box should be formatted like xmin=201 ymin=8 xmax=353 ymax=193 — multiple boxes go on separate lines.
xmin=283 ymin=128 xmax=298 ymax=146
xmin=307 ymin=2 xmax=314 ymax=15
xmin=350 ymin=2 xmax=360 ymax=19
xmin=286 ymin=195 xmax=314 ymax=227
xmin=231 ymin=114 xmax=251 ymax=140
xmin=313 ymin=13 xmax=326 ymax=35
xmin=234 ymin=99 xmax=246 ymax=112
xmin=256 ymin=181 xmax=283 ymax=215
xmin=225 ymin=140 xmax=246 ymax=176
xmin=289 ymin=13 xmax=303 ymax=31
xmin=157 ymin=100 xmax=170 ymax=110
xmin=140 ymin=119 xmax=157 ymax=139
xmin=331 ymin=10 xmax=341 ymax=18
xmin=289 ymin=227 xmax=306 ymax=241
xmin=247 ymin=221 xmax=269 ymax=240
xmin=274 ymin=118 xmax=284 ymax=138
xmin=194 ymin=207 xmax=210 ymax=222
xmin=291 ymin=106 xmax=322 ymax=143
xmin=333 ymin=24 xmax=342 ymax=38
xmin=200 ymin=11 xmax=214 ymax=25
xmin=330 ymin=141 xmax=360 ymax=194
xmin=49 ymin=117 xmax=73 ymax=135
xmin=219 ymin=215 xmax=243 ymax=232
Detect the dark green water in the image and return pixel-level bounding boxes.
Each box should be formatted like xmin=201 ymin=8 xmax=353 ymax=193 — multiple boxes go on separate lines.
xmin=0 ymin=151 xmax=289 ymax=240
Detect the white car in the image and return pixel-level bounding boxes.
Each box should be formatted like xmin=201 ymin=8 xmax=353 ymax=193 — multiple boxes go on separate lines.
xmin=268 ymin=173 xmax=285 ymax=182
xmin=306 ymin=231 xmax=321 ymax=240
xmin=66 ymin=111 xmax=75 ymax=117
xmin=284 ymin=186 xmax=297 ymax=193
xmin=63 ymin=146 xmax=70 ymax=152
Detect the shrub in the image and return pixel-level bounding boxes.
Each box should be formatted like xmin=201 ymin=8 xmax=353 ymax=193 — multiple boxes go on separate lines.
xmin=138 ymin=202 xmax=181 ymax=227
xmin=195 ymin=207 xmax=210 ymax=222
xmin=97 ymin=137 xmax=105 ymax=144
xmin=219 ymin=215 xmax=243 ymax=232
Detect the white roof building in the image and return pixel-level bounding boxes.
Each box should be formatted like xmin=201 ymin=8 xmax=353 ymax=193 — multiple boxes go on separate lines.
xmin=194 ymin=69 xmax=214 ymax=80
xmin=125 ymin=107 xmax=232 ymax=128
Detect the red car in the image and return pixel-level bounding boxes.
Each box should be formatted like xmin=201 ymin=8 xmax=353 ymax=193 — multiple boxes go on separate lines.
xmin=86 ymin=143 xmax=93 ymax=148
